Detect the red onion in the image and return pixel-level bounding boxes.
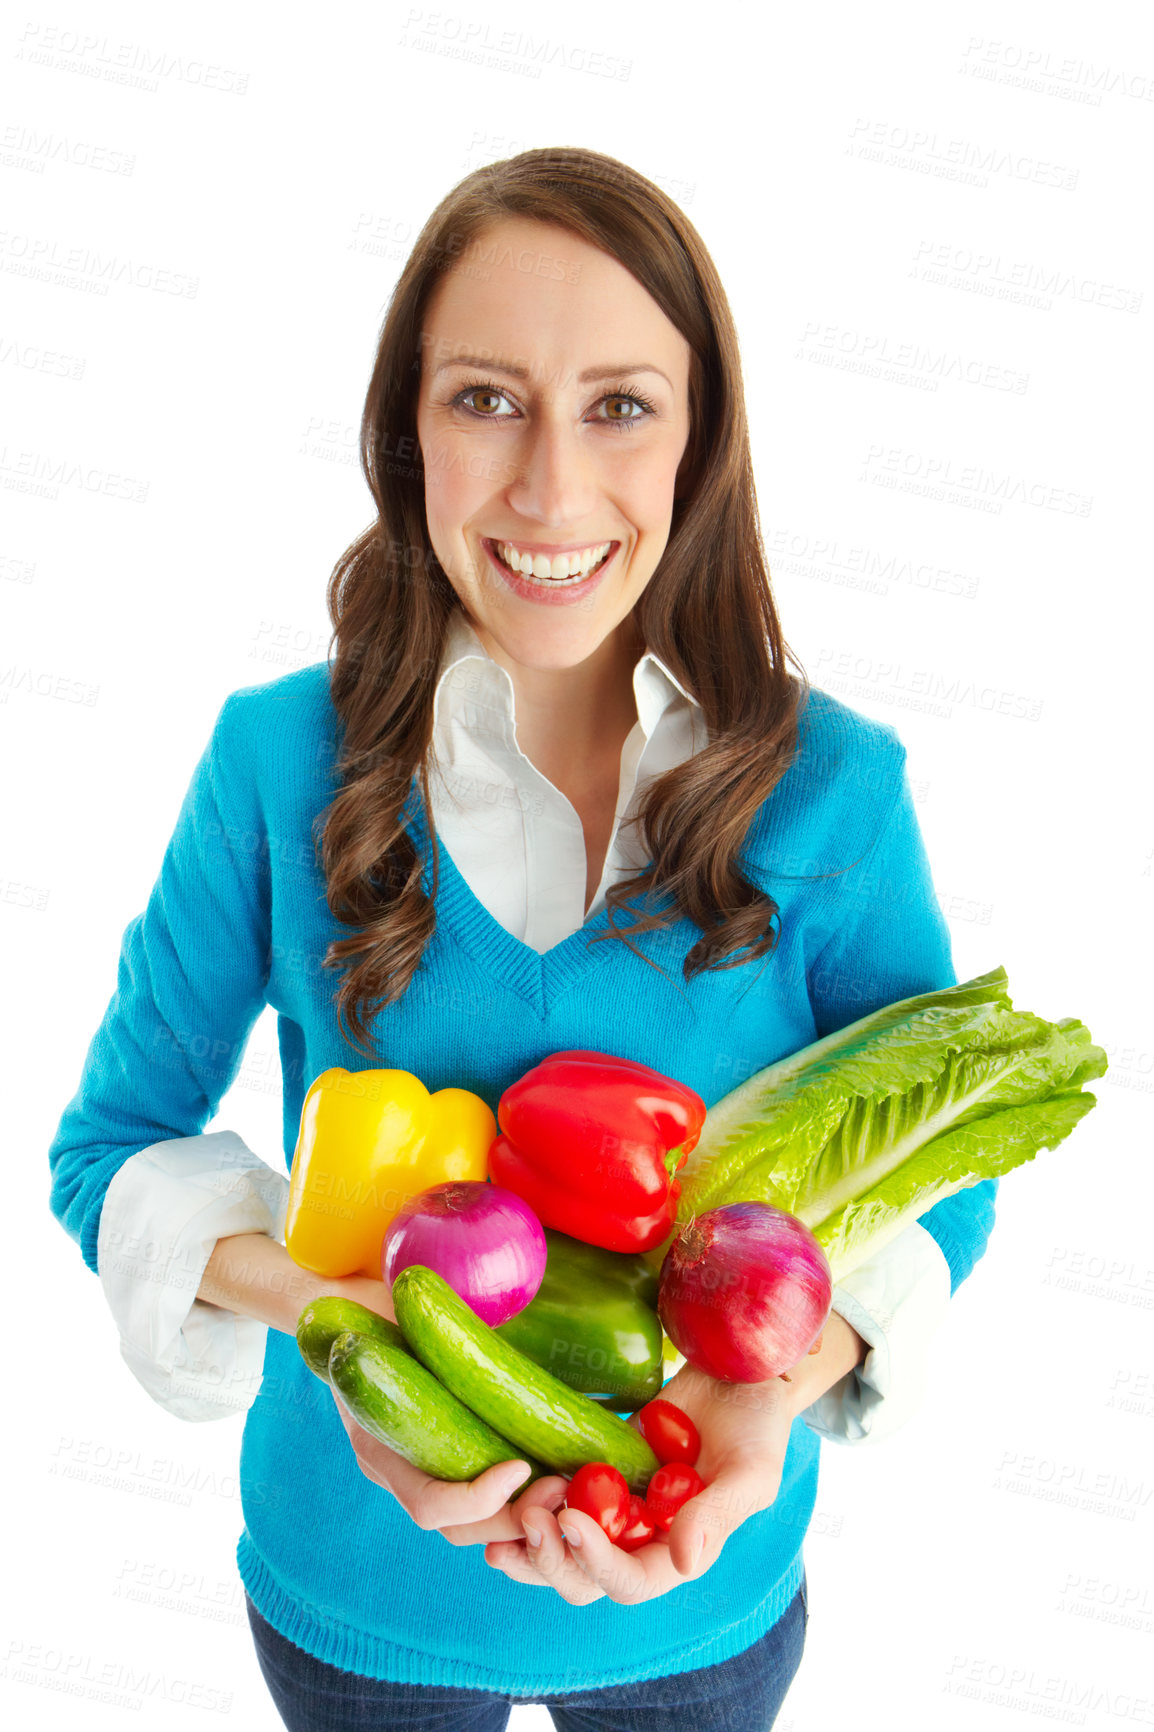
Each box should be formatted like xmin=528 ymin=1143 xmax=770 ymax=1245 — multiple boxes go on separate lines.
xmin=657 ymin=1202 xmax=832 ymax=1382
xmin=381 ymin=1181 xmax=547 ymax=1326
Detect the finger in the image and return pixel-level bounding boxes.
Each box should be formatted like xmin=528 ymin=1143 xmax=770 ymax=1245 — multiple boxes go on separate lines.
xmin=500 ymin=1505 xmax=601 ymax=1601
xmin=330 ymin=1382 xmax=560 ymax=1540
xmin=411 ymin=1455 xmax=536 ymax=1531
xmin=483 ymin=1538 xmax=556 ymax=1589
xmin=511 ymin=1476 xmax=570 ymax=1530
xmin=519 ymin=1501 xmax=570 ymax=1585
xmin=665 ymin=1484 xmax=723 ymax=1578
xmin=668 ymin=1512 xmax=708 ymax=1578
xmin=437 ymin=1475 xmax=569 ymax=1547
xmin=669 ymin=1464 xmax=776 ymax=1579
xmin=339 ymin=1417 xmax=533 ymax=1532
xmin=486 ymin=1525 xmax=605 ymax=1605
xmin=513 ymin=1475 xmax=570 ymax=1514
xmin=553 ymin=1506 xmax=651 ymax=1605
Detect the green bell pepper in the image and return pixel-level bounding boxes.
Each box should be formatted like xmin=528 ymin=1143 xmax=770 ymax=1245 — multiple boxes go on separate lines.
xmin=493 ymin=1226 xmax=665 ymax=1412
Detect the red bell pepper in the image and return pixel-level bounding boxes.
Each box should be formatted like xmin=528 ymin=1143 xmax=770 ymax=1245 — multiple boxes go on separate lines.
xmin=488 ymin=1051 xmax=707 ymax=1254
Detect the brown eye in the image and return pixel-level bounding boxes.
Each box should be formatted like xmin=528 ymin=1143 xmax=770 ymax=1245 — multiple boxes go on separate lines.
xmin=599 ymin=393 xmax=653 ymax=429
xmin=463 ymin=389 xmax=503 ymax=415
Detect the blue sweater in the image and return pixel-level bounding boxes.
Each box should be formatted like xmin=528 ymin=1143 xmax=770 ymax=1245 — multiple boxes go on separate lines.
xmin=47 ymin=665 xmax=997 ymax=1693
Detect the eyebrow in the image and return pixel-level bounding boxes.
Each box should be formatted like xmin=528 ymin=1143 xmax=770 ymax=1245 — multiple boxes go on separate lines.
xmin=432 ymin=353 xmax=672 ymax=389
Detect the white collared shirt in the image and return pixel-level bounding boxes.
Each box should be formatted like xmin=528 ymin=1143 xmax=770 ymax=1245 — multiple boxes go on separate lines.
xmin=95 ymin=613 xmax=951 ymax=1437
xmin=426 ymin=611 xmax=710 ymax=945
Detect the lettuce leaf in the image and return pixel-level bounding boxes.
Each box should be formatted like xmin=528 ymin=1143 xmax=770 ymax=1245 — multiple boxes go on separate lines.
xmin=654 ymin=967 xmax=1106 ymax=1283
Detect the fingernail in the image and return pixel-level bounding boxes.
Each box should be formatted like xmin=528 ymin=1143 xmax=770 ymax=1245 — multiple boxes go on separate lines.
xmin=559 ymin=1522 xmax=582 ymax=1548
xmin=523 ymin=1521 xmax=541 ymax=1548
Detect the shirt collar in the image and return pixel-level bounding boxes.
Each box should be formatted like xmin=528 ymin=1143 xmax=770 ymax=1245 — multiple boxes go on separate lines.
xmin=433 ymin=609 xmax=700 ymax=744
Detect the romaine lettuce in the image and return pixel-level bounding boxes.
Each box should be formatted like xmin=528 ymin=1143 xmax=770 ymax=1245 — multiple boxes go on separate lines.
xmin=657 ymin=967 xmax=1106 ymax=1283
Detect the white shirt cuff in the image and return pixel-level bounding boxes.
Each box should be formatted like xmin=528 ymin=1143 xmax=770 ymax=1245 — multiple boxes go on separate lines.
xmin=800 ymin=1222 xmax=952 ymax=1444
xmin=95 ymin=1131 xmax=291 ymax=1423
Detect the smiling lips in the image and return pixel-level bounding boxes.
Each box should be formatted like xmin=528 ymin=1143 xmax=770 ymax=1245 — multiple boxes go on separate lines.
xmin=489 ymin=538 xmax=615 ymax=584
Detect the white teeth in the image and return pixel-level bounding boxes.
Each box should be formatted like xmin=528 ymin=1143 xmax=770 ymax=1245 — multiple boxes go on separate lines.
xmin=495 ymin=540 xmax=611 ymax=583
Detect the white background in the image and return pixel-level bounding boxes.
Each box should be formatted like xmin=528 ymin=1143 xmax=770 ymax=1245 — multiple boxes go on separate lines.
xmin=4 ymin=0 xmax=1151 ymax=1726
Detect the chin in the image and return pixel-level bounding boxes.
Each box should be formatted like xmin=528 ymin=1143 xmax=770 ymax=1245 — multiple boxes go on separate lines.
xmin=485 ymin=626 xmax=608 ymax=664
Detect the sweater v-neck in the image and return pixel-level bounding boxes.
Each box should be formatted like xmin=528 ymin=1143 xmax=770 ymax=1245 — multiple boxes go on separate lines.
xmin=405 ymin=790 xmax=664 ymax=1013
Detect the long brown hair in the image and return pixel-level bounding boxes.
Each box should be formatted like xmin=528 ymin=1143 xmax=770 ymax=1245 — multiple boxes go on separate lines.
xmin=317 ymin=147 xmax=809 ymax=1057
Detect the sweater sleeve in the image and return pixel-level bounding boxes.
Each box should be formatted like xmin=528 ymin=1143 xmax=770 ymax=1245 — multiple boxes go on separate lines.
xmin=801 ymin=750 xmax=999 ymax=1444
xmin=46 ymin=693 xmax=282 ymax=1415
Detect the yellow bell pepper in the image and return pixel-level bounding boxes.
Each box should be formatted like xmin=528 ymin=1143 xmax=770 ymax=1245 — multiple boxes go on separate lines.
xmin=284 ymin=1068 xmax=496 ymax=1279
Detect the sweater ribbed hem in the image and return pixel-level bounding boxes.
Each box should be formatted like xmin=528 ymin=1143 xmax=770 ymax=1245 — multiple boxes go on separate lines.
xmin=235 ymin=1529 xmax=805 ymax=1695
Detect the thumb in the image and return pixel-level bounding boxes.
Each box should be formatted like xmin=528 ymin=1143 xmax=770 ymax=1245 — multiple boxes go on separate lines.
xmin=669 ymin=1455 xmax=780 ymax=1579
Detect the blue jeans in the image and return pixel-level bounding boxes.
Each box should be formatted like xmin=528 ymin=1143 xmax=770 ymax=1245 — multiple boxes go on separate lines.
xmin=244 ymin=1577 xmax=808 ymax=1731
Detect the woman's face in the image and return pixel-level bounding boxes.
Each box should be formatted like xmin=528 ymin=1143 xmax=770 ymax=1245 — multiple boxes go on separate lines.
xmin=415 ymin=216 xmax=692 ymax=678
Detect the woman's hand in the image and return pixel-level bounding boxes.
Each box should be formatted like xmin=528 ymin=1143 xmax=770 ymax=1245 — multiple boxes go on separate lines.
xmin=202 ymin=1239 xmax=569 ymax=1546
xmin=482 ymin=1357 xmax=800 ymax=1606
xmin=330 ymin=1382 xmax=571 ymax=1546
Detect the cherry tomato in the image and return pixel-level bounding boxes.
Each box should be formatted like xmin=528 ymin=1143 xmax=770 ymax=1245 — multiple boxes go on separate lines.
xmin=564 ymin=1463 xmax=629 ymax=1542
xmin=645 ymin=1462 xmax=704 ymax=1532
xmin=614 ymin=1493 xmax=657 ymax=1553
xmin=632 ymin=1398 xmax=701 ymax=1466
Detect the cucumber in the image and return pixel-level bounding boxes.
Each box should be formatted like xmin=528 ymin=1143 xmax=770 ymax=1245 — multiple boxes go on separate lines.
xmin=327 ymin=1331 xmax=547 ymax=1497
xmin=391 ymin=1265 xmax=662 ymax=1495
xmin=296 ymin=1295 xmax=410 ymax=1382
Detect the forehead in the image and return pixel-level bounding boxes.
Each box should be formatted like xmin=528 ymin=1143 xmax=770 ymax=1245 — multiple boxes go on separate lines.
xmin=420 ymin=217 xmax=690 ymax=387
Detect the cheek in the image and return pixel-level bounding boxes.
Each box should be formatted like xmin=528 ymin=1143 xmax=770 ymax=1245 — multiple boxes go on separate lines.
xmin=422 ymin=448 xmax=472 ymax=534
xmin=606 ymin=446 xmax=682 ymax=524
xmin=422 ymin=435 xmax=506 ymax=532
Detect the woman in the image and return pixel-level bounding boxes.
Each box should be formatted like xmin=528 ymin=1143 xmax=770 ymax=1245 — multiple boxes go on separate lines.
xmin=48 ymin=148 xmax=997 ymax=1730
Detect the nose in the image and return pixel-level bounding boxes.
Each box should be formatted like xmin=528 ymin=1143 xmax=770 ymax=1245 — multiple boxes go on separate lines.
xmin=506 ymin=412 xmax=600 ymax=530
